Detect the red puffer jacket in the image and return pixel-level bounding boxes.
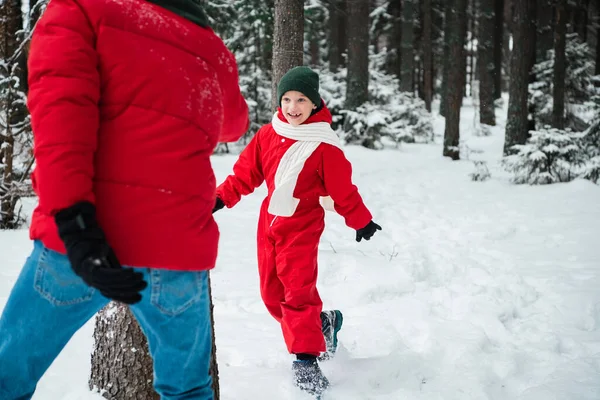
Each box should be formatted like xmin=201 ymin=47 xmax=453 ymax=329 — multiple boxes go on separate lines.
xmin=28 ymin=0 xmax=249 ymax=270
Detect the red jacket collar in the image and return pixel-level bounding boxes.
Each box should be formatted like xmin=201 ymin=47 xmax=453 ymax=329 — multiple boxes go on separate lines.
xmin=276 ymin=101 xmax=333 ymax=125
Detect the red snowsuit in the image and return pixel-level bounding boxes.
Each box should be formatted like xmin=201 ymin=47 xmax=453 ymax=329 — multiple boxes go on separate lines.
xmin=216 ymin=104 xmax=372 ymax=355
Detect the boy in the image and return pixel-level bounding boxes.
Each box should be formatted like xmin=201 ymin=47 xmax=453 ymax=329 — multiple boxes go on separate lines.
xmin=213 ymin=66 xmax=381 ymax=397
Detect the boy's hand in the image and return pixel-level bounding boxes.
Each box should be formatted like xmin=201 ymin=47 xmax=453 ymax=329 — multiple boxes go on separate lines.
xmin=55 ymin=201 xmax=147 ymax=304
xmin=212 ymin=197 xmax=225 ymax=213
xmin=355 ymin=221 xmax=382 ymax=242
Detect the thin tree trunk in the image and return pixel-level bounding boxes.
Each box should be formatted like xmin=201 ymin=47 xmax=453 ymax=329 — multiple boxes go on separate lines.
xmin=502 ymin=0 xmax=512 ymax=92
xmin=271 ymin=0 xmax=304 ymax=111
xmin=467 ymin=0 xmax=475 ymax=98
xmin=440 ymin=0 xmax=452 ymax=116
xmin=345 ymin=0 xmax=369 ymax=110
xmin=328 ymin=0 xmax=341 ymax=72
xmin=536 ymin=0 xmax=554 ymax=63
xmin=208 ymin=273 xmax=220 ymax=399
xmin=504 ymin=0 xmax=534 ymax=154
xmin=443 ymin=0 xmax=468 ymax=160
xmin=493 ymin=0 xmax=503 ymax=99
xmin=400 ymin=0 xmax=415 ymax=92
xmin=478 ymin=0 xmax=496 ymax=125
xmin=552 ymin=0 xmax=567 ymax=129
xmin=338 ymin=0 xmax=348 ymax=68
xmin=423 ymin=0 xmax=433 ymax=111
xmin=387 ymin=0 xmax=401 ymax=76
xmin=596 ymin=0 xmax=600 ymax=74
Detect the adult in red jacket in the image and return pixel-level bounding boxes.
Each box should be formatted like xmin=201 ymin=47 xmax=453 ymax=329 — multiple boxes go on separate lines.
xmin=214 ymin=66 xmax=381 ymax=397
xmin=0 ymin=0 xmax=248 ymax=398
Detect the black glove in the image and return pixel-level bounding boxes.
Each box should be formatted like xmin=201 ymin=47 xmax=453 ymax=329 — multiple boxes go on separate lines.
xmin=212 ymin=197 xmax=225 ymax=213
xmin=54 ymin=201 xmax=147 ymax=304
xmin=355 ymin=221 xmax=382 ymax=242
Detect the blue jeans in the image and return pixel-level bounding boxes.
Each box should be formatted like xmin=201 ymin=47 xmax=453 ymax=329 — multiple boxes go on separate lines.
xmin=0 ymin=241 xmax=214 ymax=400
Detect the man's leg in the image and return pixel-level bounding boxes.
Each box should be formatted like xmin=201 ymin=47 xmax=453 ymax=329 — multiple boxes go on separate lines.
xmin=130 ymin=269 xmax=214 ymax=400
xmin=0 ymin=241 xmax=108 ymax=399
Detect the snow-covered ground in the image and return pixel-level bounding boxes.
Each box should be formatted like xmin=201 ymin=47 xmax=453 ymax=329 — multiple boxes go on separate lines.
xmin=1 ymin=99 xmax=600 ymax=400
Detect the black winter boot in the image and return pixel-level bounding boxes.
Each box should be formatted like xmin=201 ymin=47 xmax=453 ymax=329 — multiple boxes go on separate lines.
xmin=318 ymin=310 xmax=343 ymax=361
xmin=292 ymin=358 xmax=329 ymax=398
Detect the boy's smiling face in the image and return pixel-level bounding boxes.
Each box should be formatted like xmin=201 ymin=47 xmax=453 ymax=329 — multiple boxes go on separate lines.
xmin=281 ymin=91 xmax=317 ymax=126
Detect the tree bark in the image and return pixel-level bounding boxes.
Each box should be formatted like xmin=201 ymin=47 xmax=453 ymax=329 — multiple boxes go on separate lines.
xmin=478 ymin=0 xmax=496 ymax=125
xmin=504 ymin=0 xmax=534 ymax=154
xmin=422 ymin=0 xmax=433 ymax=111
xmin=443 ymin=0 xmax=468 ymax=160
xmin=552 ymin=0 xmax=567 ymax=129
xmin=271 ymin=0 xmax=304 ymax=111
xmin=89 ymin=304 xmax=159 ymax=399
xmin=400 ymin=0 xmax=415 ymax=92
xmin=493 ymin=0 xmax=504 ymax=99
xmin=345 ymin=0 xmax=369 ymax=110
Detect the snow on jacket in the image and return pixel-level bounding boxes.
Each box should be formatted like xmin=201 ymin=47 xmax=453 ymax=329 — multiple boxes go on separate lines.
xmin=28 ymin=0 xmax=249 ymax=270
xmin=216 ymin=104 xmax=372 ymax=231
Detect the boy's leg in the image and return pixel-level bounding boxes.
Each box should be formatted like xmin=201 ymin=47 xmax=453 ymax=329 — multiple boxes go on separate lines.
xmin=257 ymin=222 xmax=285 ymax=321
xmin=275 ymin=229 xmax=325 ymax=356
xmin=0 ymin=241 xmax=108 ymax=399
xmin=129 ymin=269 xmax=214 ymax=400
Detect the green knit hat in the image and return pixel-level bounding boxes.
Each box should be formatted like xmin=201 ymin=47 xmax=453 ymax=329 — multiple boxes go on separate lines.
xmin=277 ymin=66 xmax=321 ymax=108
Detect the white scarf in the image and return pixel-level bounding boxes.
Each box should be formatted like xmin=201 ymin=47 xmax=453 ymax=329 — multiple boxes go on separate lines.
xmin=268 ymin=113 xmax=342 ymax=217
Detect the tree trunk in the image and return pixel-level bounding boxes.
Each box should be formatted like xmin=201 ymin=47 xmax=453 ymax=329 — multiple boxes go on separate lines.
xmin=527 ymin=0 xmax=537 ymax=76
xmin=400 ymin=0 xmax=415 ymax=92
xmin=440 ymin=0 xmax=452 ymax=116
xmin=536 ymin=0 xmax=554 ymax=63
xmin=493 ymin=0 xmax=503 ymax=99
xmin=478 ymin=0 xmax=496 ymax=125
xmin=90 ymin=274 xmax=221 ymax=399
xmin=208 ymin=273 xmax=220 ymax=399
xmin=271 ymin=0 xmax=304 ymax=111
xmin=387 ymin=0 xmax=401 ymax=77
xmin=467 ymin=0 xmax=475 ymax=98
xmin=345 ymin=0 xmax=369 ymax=110
xmin=328 ymin=0 xmax=341 ymax=72
xmin=422 ymin=0 xmax=433 ymax=111
xmin=552 ymin=0 xmax=566 ymax=129
xmin=443 ymin=0 xmax=468 ymax=160
xmin=90 ymin=304 xmax=159 ymax=399
xmin=502 ymin=0 xmax=512 ymax=92
xmin=337 ymin=0 xmax=348 ymax=69
xmin=573 ymin=0 xmax=588 ymax=42
xmin=596 ymin=0 xmax=600 ymax=74
xmin=504 ymin=0 xmax=534 ymax=154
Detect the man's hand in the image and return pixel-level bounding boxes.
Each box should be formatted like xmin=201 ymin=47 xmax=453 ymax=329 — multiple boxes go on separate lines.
xmin=55 ymin=202 xmax=147 ymax=304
